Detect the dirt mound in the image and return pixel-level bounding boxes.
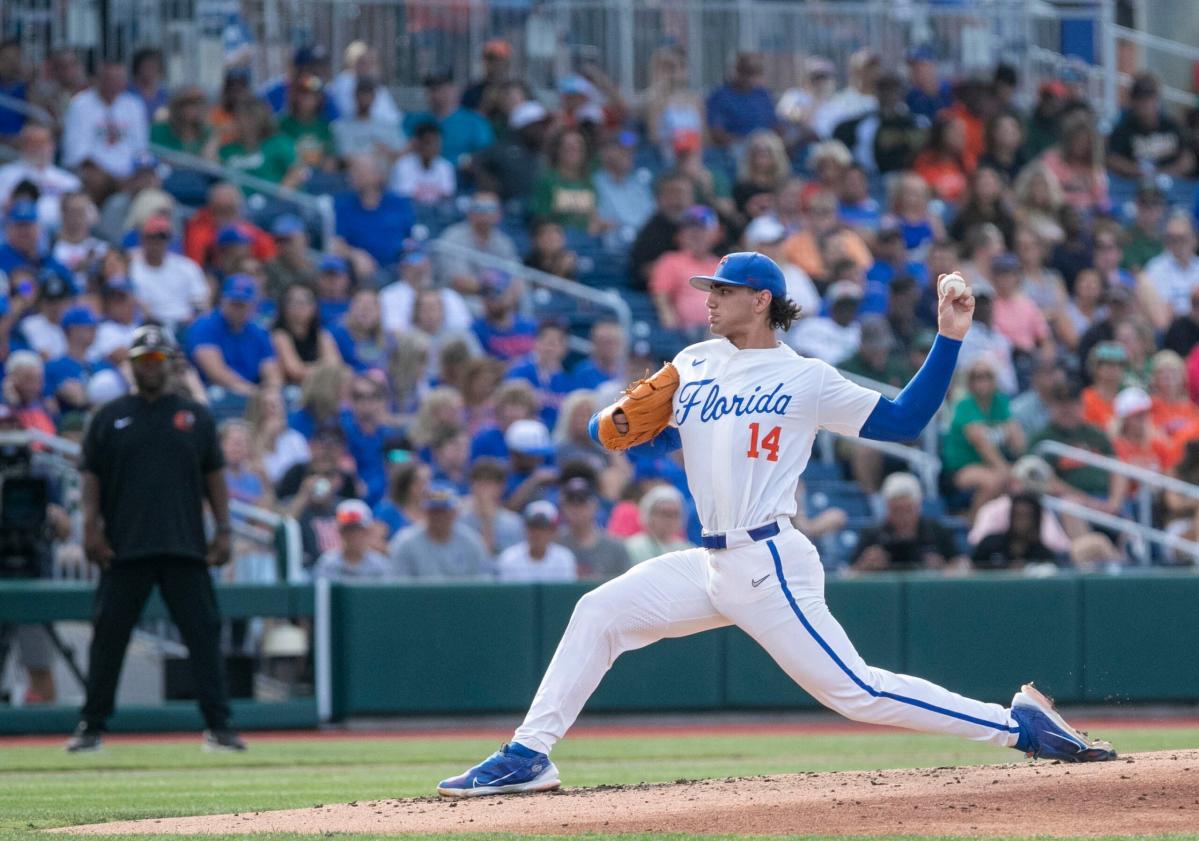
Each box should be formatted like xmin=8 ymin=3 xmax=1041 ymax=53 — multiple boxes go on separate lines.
xmin=57 ymin=750 xmax=1199 ymax=837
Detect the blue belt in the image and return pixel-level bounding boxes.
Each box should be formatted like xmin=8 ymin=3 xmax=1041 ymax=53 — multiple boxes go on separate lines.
xmin=701 ymin=521 xmax=781 ymax=550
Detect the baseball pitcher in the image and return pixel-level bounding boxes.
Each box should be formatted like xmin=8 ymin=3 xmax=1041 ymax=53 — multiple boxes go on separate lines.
xmin=438 ymin=252 xmax=1115 ymax=797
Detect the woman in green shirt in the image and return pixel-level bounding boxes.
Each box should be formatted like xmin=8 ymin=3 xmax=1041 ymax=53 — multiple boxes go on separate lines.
xmin=531 ymin=128 xmax=599 ymax=232
xmin=942 ymin=355 xmax=1026 ymax=515
xmin=149 ymin=86 xmax=212 ymax=156
xmin=278 ymin=74 xmax=335 ymax=168
xmin=216 ymin=99 xmax=303 ymax=191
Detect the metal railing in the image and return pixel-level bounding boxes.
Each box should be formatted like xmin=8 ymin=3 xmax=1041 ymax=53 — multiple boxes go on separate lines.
xmin=815 ymin=429 xmax=942 ymax=499
xmin=425 ymin=236 xmax=632 ymax=353
xmin=1032 ymin=438 xmax=1199 ymax=533
xmin=148 ymin=144 xmax=337 ymax=247
xmin=1040 ymin=495 xmax=1199 ymax=566
xmin=0 ymin=90 xmax=54 ymax=127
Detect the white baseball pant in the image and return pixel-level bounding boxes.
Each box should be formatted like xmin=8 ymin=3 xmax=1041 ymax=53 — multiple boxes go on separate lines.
xmin=514 ymin=524 xmax=1020 ymax=754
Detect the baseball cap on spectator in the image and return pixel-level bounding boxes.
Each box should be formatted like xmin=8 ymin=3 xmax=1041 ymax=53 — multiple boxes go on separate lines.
xmin=558 ymin=75 xmax=596 ymax=98
xmin=423 ymin=67 xmax=454 ymax=87
xmin=401 ymin=241 xmax=429 ymax=266
xmin=271 ymin=214 xmax=305 ymax=238
xmin=217 ymin=224 xmax=252 ymax=247
xmin=131 ymin=151 xmax=160 ymax=174
xmin=561 ymin=476 xmax=595 ymax=504
xmin=222 ymin=273 xmax=258 ymax=302
xmin=505 ymin=418 xmax=554 ymax=457
xmin=524 ymin=500 xmax=559 ymax=529
xmin=319 ymin=254 xmax=348 ymax=273
xmin=743 ymin=215 xmax=787 ymax=247
xmin=1012 ymin=454 xmax=1053 ymax=493
xmin=293 ymin=44 xmax=329 ymax=67
xmin=616 ymin=129 xmax=638 ymax=149
xmin=509 ymin=100 xmax=550 ymax=130
xmin=335 ymin=499 xmax=373 ymax=529
xmin=991 ymin=252 xmax=1021 ymax=274
xmin=6 ymin=199 xmax=37 ymax=224
xmin=679 ymin=205 xmax=717 ymax=229
xmin=805 ymin=56 xmax=836 ymax=79
xmin=467 ymin=194 xmax=501 ymax=214
xmin=825 ymin=280 xmax=863 ymax=305
xmin=39 ymin=268 xmax=75 ymax=300
xmin=424 ymin=483 xmax=459 ymax=510
xmin=103 ymin=275 xmax=134 ymax=295
xmin=905 ymin=44 xmax=936 ymax=63
xmin=483 ymin=39 xmax=511 ymax=60
xmin=1114 ymin=386 xmax=1152 ymax=419
xmin=142 ymin=214 xmax=172 ymax=236
xmin=1090 ymin=341 xmax=1129 ymax=366
xmin=671 ymin=128 xmax=702 ymax=155
xmin=61 ymin=306 xmax=99 ymax=330
xmin=480 ymin=267 xmax=512 ymax=297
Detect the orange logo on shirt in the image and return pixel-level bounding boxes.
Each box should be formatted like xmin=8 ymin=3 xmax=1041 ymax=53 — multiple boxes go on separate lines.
xmin=173 ymin=410 xmax=195 ymax=432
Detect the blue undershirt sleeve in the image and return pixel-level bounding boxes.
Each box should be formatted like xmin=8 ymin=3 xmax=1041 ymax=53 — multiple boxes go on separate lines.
xmin=858 ymin=334 xmax=962 ymax=442
xmin=588 ymin=411 xmax=682 ymax=455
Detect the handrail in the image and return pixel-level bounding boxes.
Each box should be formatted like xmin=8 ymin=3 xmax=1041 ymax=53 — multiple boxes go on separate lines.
xmin=815 ymin=429 xmax=942 ymax=498
xmin=148 ymin=144 xmax=336 ymax=246
xmin=0 ymin=90 xmax=54 ymax=126
xmin=425 ymin=238 xmax=633 ymax=340
xmin=0 ymin=429 xmax=81 ymax=459
xmin=1033 ymin=439 xmax=1199 ymax=500
xmin=1040 ymin=494 xmax=1199 ymax=565
xmin=836 ymin=367 xmax=941 ymax=475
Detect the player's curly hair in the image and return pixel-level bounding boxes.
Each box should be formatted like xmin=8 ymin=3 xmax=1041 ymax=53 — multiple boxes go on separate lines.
xmin=769 ymin=297 xmax=804 ymax=331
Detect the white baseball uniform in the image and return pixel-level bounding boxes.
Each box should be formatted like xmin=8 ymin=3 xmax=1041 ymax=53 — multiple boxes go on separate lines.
xmin=513 ymin=338 xmax=1020 ymax=754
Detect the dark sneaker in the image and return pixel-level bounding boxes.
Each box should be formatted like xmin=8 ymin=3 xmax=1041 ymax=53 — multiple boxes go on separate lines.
xmin=65 ymin=723 xmax=103 ymax=753
xmin=202 ymin=729 xmax=247 ymax=752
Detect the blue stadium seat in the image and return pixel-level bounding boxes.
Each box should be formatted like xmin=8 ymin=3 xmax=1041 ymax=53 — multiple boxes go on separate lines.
xmin=802 ymin=460 xmax=844 ymax=482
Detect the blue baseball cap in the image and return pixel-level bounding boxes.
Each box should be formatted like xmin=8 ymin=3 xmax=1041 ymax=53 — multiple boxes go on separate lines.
xmin=480 ymin=267 xmax=511 ymax=296
xmin=319 ymin=254 xmax=348 ymax=273
xmin=103 ymin=275 xmax=134 ymax=295
xmin=61 ymin=306 xmax=100 ymax=330
xmin=7 ymin=200 xmax=37 ymax=224
xmin=906 ymin=44 xmax=937 ymax=63
xmin=401 ymin=242 xmax=429 ymax=266
xmin=689 ymin=251 xmax=787 ymax=302
xmin=222 ymin=273 xmax=258 ymax=302
xmin=216 ymin=224 xmax=253 ymax=247
xmin=679 ymin=205 xmax=717 ymax=229
xmin=424 ymin=483 xmax=460 ymax=510
xmin=270 ymin=214 xmax=305 ymax=237
xmin=131 ymin=151 xmax=160 ymax=173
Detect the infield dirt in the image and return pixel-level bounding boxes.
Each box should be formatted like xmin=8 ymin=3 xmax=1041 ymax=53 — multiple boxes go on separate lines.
xmin=57 ymin=749 xmax=1199 ymax=837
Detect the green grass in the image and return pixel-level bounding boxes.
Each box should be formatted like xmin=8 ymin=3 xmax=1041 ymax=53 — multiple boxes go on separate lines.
xmin=2 ymin=727 xmax=1198 ymax=841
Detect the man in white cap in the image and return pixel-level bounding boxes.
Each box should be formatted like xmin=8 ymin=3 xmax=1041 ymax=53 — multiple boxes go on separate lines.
xmin=314 ymin=500 xmax=391 ymax=581
xmin=503 ymin=418 xmax=558 ymax=512
xmin=743 ymin=215 xmax=819 ymax=316
xmin=496 ymin=501 xmax=577 ymax=583
xmin=788 ymin=279 xmax=863 ymax=364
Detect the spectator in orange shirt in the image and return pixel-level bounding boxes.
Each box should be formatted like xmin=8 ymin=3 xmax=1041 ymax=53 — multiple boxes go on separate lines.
xmin=781 ymin=189 xmax=871 ymax=283
xmin=1112 ymin=386 xmax=1179 ymax=474
xmin=1081 ymin=341 xmax=1130 ymax=429
xmin=1148 ymin=350 xmax=1199 ymax=440
xmin=184 ymin=181 xmax=276 ymax=269
xmin=649 ymin=205 xmax=720 ymax=333
xmin=912 ymin=112 xmax=974 ymax=203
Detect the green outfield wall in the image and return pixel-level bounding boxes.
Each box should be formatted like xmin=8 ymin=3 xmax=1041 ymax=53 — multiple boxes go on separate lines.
xmin=0 ymin=572 xmax=1194 ymax=732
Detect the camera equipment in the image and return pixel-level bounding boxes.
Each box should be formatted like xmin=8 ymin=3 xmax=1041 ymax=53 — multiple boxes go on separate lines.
xmin=0 ymin=435 xmax=50 ymax=578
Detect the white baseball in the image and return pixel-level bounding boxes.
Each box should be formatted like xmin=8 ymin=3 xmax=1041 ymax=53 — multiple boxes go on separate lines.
xmin=938 ymin=273 xmax=967 ymax=299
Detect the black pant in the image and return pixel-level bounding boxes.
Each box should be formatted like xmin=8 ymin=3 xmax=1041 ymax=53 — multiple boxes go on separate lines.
xmin=81 ymin=558 xmax=230 ymax=731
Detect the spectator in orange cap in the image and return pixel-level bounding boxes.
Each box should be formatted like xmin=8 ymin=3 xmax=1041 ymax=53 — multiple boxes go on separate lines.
xmin=462 ymin=39 xmax=512 ymax=112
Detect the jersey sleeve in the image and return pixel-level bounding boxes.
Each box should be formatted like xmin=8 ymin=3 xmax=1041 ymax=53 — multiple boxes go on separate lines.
xmin=814 ymin=361 xmax=882 ymax=436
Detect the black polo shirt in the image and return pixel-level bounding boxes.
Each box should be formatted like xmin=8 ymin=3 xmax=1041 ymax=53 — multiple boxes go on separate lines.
xmin=82 ymin=393 xmax=223 ymax=563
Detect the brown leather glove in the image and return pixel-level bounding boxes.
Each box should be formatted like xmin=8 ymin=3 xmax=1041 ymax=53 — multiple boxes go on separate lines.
xmin=595 ymin=362 xmax=679 ymax=450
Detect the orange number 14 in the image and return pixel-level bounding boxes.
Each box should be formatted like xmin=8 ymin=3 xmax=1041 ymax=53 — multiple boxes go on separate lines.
xmin=747 ymin=423 xmax=781 ymax=462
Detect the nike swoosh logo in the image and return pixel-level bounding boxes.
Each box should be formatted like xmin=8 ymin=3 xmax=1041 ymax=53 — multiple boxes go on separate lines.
xmin=691 ymin=359 xmax=704 ymax=366
xmin=476 ymin=769 xmax=520 ymax=787
xmin=751 ymin=574 xmax=770 ymax=588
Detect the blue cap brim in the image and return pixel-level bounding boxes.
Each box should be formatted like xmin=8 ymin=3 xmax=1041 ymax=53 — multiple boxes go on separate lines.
xmin=689 ymin=276 xmax=760 ymax=294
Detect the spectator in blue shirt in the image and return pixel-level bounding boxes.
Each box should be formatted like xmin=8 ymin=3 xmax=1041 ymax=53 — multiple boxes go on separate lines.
xmin=43 ymin=306 xmax=109 ymax=411
xmin=0 ymin=40 xmax=29 ymax=138
xmin=316 ymin=254 xmax=353 ymax=326
xmin=429 ymin=426 xmax=471 ymax=494
xmin=905 ymin=45 xmax=953 ymax=121
xmin=404 ymin=69 xmax=495 ymax=170
xmin=502 ymin=418 xmax=558 ymax=511
xmin=705 ymin=52 xmax=776 ymax=150
xmin=0 ymin=200 xmax=72 ymax=280
xmin=333 ymin=153 xmax=414 ymax=280
xmin=867 ymin=223 xmax=929 ymax=289
xmin=469 ymin=379 xmax=540 ymax=463
xmin=187 ymin=274 xmax=281 ymax=397
xmin=570 ymin=318 xmax=628 ymax=389
xmin=340 ymin=373 xmax=395 ymax=506
xmin=506 ymin=320 xmax=574 ymax=428
xmin=261 ymin=45 xmax=339 ymax=122
xmin=594 ymin=132 xmax=655 ymax=236
xmin=471 ymin=269 xmax=537 ymax=362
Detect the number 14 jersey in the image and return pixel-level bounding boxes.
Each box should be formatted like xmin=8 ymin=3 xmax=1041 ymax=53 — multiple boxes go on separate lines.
xmin=670 ymin=338 xmax=881 ymax=534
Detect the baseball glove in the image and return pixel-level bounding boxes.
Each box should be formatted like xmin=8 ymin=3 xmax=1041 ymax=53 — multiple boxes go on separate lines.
xmin=596 ymin=363 xmax=680 ymax=450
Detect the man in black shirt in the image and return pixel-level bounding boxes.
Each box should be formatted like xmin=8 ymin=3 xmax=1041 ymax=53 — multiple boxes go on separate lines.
xmin=628 ymin=172 xmax=694 ymax=290
xmin=1107 ymin=73 xmax=1194 ymax=179
xmin=851 ymin=472 xmax=963 ymax=572
xmin=67 ymin=325 xmax=244 ymax=753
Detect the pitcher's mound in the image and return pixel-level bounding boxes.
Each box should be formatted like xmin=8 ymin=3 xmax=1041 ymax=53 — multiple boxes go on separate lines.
xmin=58 ymin=749 xmax=1199 ymax=837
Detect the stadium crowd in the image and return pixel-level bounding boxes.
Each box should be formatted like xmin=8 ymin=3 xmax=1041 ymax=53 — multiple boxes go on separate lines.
xmin=3 ymin=34 xmax=1199 ymax=585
